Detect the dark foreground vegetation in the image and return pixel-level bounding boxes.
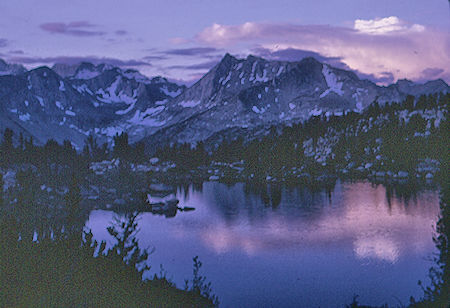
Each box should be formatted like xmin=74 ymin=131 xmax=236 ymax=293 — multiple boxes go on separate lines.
xmin=0 ymin=177 xmax=217 ymax=307
xmin=410 ymin=185 xmax=449 ymax=308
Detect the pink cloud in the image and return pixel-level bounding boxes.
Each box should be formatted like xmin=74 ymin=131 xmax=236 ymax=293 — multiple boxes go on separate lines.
xmin=195 ymin=18 xmax=450 ymax=84
xmin=40 ymin=21 xmax=106 ymax=37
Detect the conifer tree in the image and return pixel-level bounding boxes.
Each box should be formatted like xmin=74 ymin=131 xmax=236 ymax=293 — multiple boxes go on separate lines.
xmin=113 ymin=132 xmax=130 ymax=160
xmin=0 ymin=173 xmax=4 ymax=207
xmin=65 ymin=174 xmax=81 ymax=219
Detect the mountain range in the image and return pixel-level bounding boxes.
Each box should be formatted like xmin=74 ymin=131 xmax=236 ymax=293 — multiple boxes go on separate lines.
xmin=0 ymin=54 xmax=448 ymax=150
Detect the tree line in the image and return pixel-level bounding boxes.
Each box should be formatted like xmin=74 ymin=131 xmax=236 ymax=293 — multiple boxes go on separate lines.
xmin=157 ymin=93 xmax=449 ymax=181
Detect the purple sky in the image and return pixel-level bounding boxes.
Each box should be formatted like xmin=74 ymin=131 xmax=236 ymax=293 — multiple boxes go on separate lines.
xmin=1 ymin=0 xmax=449 ymax=84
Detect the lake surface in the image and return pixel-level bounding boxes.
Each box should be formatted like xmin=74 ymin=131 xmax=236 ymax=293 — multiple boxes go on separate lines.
xmin=86 ymin=181 xmax=440 ymax=308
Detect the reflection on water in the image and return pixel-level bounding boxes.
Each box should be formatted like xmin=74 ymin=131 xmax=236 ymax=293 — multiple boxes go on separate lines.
xmin=86 ymin=180 xmax=440 ymax=307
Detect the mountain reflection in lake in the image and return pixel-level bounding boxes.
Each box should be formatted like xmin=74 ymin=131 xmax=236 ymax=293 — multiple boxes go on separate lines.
xmin=86 ymin=181 xmax=440 ymax=308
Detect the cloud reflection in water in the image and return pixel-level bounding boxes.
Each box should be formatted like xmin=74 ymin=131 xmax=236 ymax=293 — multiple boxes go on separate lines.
xmin=174 ymin=181 xmax=439 ymax=262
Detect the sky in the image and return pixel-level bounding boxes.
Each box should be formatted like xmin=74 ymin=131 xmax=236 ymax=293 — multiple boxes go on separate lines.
xmin=1 ymin=0 xmax=449 ymax=84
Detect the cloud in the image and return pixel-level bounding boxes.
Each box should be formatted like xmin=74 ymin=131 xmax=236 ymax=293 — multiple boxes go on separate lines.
xmin=252 ymin=47 xmax=400 ymax=84
xmin=420 ymin=68 xmax=445 ymax=80
xmin=252 ymin=47 xmax=349 ymax=69
xmin=194 ymin=18 xmax=450 ymax=84
xmin=360 ymin=71 xmax=395 ymax=85
xmin=354 ymin=16 xmax=425 ymax=35
xmin=143 ymin=55 xmax=168 ymax=61
xmin=163 ymin=47 xmax=219 ymax=56
xmin=115 ymin=30 xmax=127 ymax=36
xmin=40 ymin=21 xmax=105 ymax=37
xmin=167 ymin=60 xmax=219 ymax=71
xmin=8 ymin=50 xmax=24 ymax=55
xmin=168 ymin=37 xmax=190 ymax=45
xmin=0 ymin=38 xmax=8 ymax=48
xmin=9 ymin=55 xmax=150 ymax=67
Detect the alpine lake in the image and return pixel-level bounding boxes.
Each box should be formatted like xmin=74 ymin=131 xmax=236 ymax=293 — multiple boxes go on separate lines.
xmin=81 ymin=179 xmax=441 ymax=308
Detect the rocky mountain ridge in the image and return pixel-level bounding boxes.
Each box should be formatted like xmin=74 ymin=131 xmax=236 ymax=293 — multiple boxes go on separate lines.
xmin=0 ymin=54 xmax=447 ymax=150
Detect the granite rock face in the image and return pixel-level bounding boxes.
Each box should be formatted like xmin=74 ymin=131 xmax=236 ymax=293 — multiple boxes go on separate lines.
xmin=0 ymin=55 xmax=447 ymax=150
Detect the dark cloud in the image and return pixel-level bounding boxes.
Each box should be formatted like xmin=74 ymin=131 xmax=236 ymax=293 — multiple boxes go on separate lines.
xmin=167 ymin=60 xmax=219 ymax=71
xmin=163 ymin=47 xmax=219 ymax=56
xmin=115 ymin=30 xmax=127 ymax=36
xmin=357 ymin=71 xmax=395 ymax=84
xmin=0 ymin=39 xmax=8 ymax=48
xmin=8 ymin=50 xmax=24 ymax=55
xmin=252 ymin=47 xmax=350 ymax=70
xmin=143 ymin=55 xmax=168 ymax=61
xmin=252 ymin=47 xmax=399 ymax=84
xmin=40 ymin=21 xmax=106 ymax=37
xmin=421 ymin=67 xmax=444 ymax=79
xmin=144 ymin=47 xmax=221 ymax=62
xmin=9 ymin=55 xmax=150 ymax=67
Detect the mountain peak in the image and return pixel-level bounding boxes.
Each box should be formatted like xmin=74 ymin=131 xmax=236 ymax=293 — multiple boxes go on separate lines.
xmin=0 ymin=58 xmax=27 ymax=75
xmin=299 ymin=57 xmax=322 ymax=64
xmin=151 ymin=76 xmax=169 ymax=84
xmin=52 ymin=63 xmax=79 ymax=78
xmin=0 ymin=58 xmax=8 ymax=67
xmin=217 ymin=53 xmax=237 ymax=67
xmin=215 ymin=53 xmax=238 ymax=73
xmin=222 ymin=53 xmax=236 ymax=61
xmin=246 ymin=54 xmax=262 ymax=61
xmin=77 ymin=62 xmax=97 ymax=71
xmin=31 ymin=66 xmax=56 ymax=75
xmin=396 ymin=78 xmax=414 ymax=85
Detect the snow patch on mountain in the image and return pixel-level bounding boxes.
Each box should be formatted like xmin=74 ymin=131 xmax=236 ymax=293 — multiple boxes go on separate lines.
xmin=115 ymin=102 xmax=136 ymax=115
xmin=254 ymin=69 xmax=268 ymax=83
xmin=142 ymin=106 xmax=165 ymax=117
xmin=68 ymin=124 xmax=90 ymax=137
xmin=155 ymin=99 xmax=168 ymax=105
xmin=127 ymin=106 xmax=167 ymax=127
xmin=129 ymin=114 xmax=166 ymax=127
xmin=276 ymin=66 xmax=284 ymax=76
xmin=74 ymin=69 xmax=100 ymax=80
xmin=35 ymin=96 xmax=44 ymax=107
xmin=352 ymin=88 xmax=368 ymax=111
xmin=179 ymin=100 xmax=201 ymax=108
xmin=59 ymin=81 xmax=66 ymax=91
xmin=252 ymin=106 xmax=266 ymax=114
xmin=19 ymin=113 xmax=31 ymax=122
xmin=75 ymin=84 xmax=93 ymax=95
xmin=97 ymin=77 xmax=137 ymax=104
xmin=162 ymin=86 xmax=182 ymax=98
xmin=320 ymin=64 xmax=344 ymax=98
xmin=309 ymin=108 xmax=323 ymax=116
